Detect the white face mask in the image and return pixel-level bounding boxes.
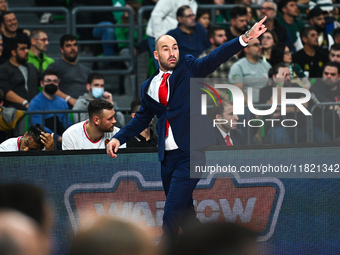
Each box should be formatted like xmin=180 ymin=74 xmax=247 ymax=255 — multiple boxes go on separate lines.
xmin=91 ymin=87 xmax=104 ymax=98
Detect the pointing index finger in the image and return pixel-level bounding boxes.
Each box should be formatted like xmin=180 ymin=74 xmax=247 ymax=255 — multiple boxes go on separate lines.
xmin=258 ymin=16 xmax=267 ymax=25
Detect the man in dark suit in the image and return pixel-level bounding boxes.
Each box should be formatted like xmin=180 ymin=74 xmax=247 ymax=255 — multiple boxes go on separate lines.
xmin=107 ymin=17 xmax=268 ymax=242
xmin=213 ymin=100 xmax=246 ymax=146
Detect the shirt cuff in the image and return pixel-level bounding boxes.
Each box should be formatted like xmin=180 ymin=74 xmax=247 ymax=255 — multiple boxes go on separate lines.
xmin=239 ymin=36 xmax=248 ymax=47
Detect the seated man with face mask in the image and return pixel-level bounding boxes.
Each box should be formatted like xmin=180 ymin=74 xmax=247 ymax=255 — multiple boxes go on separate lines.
xmin=27 ymin=69 xmax=73 ymax=149
xmin=72 ymin=72 xmax=125 ymax=128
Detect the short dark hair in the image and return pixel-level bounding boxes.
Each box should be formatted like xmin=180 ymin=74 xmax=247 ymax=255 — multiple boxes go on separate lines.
xmin=230 ymin=6 xmax=247 ymax=20
xmin=9 ymin=38 xmax=28 ymax=53
xmin=30 ymin=29 xmax=46 ymax=40
xmin=272 ymin=62 xmax=289 ymax=76
xmin=0 ymin=183 xmax=46 ymax=229
xmin=130 ymin=97 xmax=141 ymax=113
xmin=277 ymin=0 xmax=297 ymax=13
xmin=207 ymin=26 xmax=225 ymax=39
xmin=330 ymin=43 xmax=340 ymax=52
xmin=176 ymin=5 xmax=191 ymax=18
xmin=87 ymin=72 xmax=105 ymax=84
xmin=60 ymin=34 xmax=77 ymax=48
xmin=88 ymin=99 xmax=113 ymax=120
xmin=40 ymin=69 xmax=59 ymax=81
xmin=27 ymin=124 xmax=46 ymax=147
xmin=213 ymin=100 xmax=233 ymax=118
xmin=0 ymin=11 xmax=15 ymax=24
xmin=300 ymin=26 xmax=317 ymax=43
xmin=324 ymin=61 xmax=340 ymax=73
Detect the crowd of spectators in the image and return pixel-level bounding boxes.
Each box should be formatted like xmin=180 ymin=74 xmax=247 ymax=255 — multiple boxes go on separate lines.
xmin=0 ymin=182 xmax=260 ymax=255
xmin=1 ymin=0 xmax=340 ymax=149
xmin=1 ymin=0 xmax=340 ymax=253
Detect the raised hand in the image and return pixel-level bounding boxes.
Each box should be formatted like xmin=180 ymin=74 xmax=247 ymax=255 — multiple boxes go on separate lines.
xmin=41 ymin=132 xmax=54 ymax=151
xmin=248 ymin=16 xmax=268 ymax=40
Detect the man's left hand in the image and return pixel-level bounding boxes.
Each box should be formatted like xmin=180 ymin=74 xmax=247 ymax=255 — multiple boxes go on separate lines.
xmin=247 ymin=16 xmax=268 ymax=40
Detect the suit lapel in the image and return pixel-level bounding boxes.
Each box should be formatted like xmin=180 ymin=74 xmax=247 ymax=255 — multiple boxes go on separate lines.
xmin=142 ymin=70 xmax=168 ymax=114
xmin=168 ymin=73 xmax=175 ymax=103
xmin=143 ymin=70 xmax=160 ymax=104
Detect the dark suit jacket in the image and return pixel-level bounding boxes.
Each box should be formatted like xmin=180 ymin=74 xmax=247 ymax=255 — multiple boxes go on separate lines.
xmin=114 ymin=37 xmax=245 ymax=160
xmin=215 ymin=127 xmax=246 ymax=146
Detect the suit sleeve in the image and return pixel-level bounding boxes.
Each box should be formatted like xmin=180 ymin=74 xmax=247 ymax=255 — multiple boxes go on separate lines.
xmin=185 ymin=37 xmax=246 ymax=77
xmin=113 ymin=97 xmax=155 ymax=145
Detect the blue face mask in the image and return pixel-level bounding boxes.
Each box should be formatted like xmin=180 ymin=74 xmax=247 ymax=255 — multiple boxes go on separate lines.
xmin=92 ymin=88 xmax=104 ymax=98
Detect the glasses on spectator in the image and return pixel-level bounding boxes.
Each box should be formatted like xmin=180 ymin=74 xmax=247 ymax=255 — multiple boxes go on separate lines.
xmin=44 ymin=79 xmax=60 ymax=83
xmin=284 ymin=51 xmax=292 ymax=55
xmin=183 ymin=14 xmax=195 ymax=18
xmin=38 ymin=38 xmax=49 ymax=42
xmin=260 ymin=7 xmax=275 ymax=11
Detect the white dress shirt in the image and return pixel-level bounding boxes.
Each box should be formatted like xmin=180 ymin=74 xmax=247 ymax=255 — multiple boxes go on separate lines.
xmin=147 ymin=70 xmax=178 ymax=150
xmin=216 ymin=125 xmax=233 ymax=145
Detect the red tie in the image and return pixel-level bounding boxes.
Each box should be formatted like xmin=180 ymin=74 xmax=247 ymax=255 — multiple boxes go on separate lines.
xmin=225 ymin=134 xmax=232 ymax=146
xmin=159 ymin=73 xmax=170 ymax=137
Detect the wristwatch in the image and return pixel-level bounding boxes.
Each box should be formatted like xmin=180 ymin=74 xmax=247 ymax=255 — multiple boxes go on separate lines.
xmin=244 ymin=30 xmax=252 ymax=41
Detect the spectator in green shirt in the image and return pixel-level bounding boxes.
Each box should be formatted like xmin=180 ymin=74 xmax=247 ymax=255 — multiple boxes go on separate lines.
xmin=27 ymin=29 xmax=54 ymax=71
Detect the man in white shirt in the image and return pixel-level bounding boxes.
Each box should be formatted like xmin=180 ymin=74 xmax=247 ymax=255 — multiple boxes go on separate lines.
xmin=0 ymin=123 xmax=54 ymax=151
xmin=62 ymin=99 xmax=126 ymax=150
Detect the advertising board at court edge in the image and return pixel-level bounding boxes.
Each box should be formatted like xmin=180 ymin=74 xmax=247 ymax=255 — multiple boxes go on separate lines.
xmin=65 ymin=171 xmax=284 ymax=241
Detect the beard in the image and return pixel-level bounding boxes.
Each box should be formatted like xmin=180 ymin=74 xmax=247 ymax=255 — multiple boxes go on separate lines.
xmin=315 ymin=24 xmax=325 ymax=33
xmin=214 ymin=41 xmax=224 ymax=47
xmin=63 ymin=51 xmax=77 ymax=63
xmin=235 ymin=25 xmax=247 ymax=34
xmin=324 ymin=78 xmax=338 ymax=88
xmin=16 ymin=54 xmax=27 ymax=65
xmin=158 ymin=55 xmax=178 ymax=71
xmin=99 ymin=125 xmax=114 ymax=133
